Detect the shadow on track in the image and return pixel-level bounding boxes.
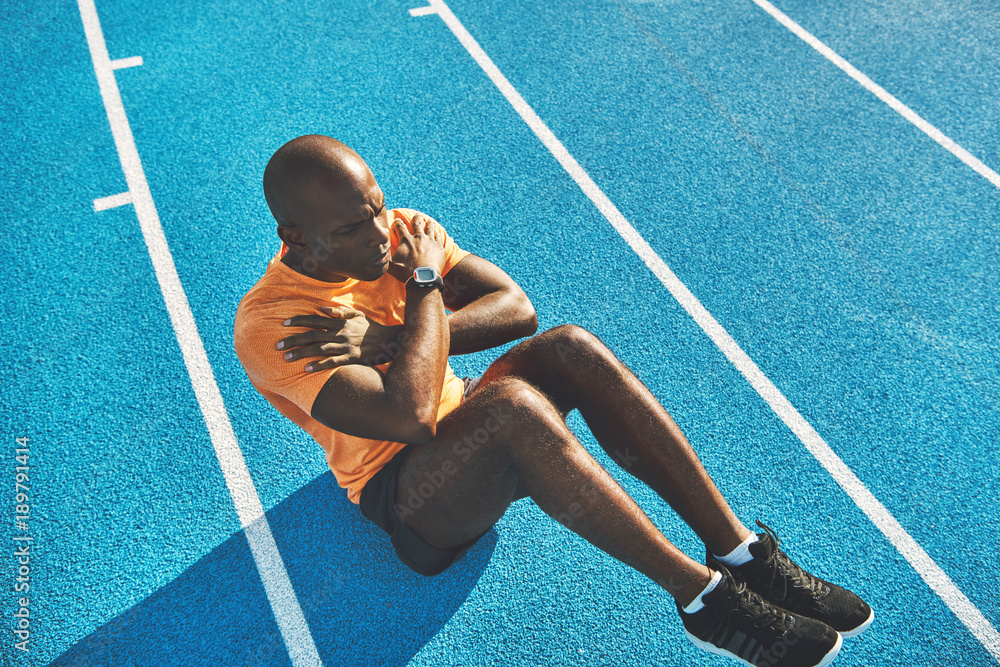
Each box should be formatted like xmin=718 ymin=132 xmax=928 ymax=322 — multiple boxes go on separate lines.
xmin=49 ymin=471 xmax=496 ymax=666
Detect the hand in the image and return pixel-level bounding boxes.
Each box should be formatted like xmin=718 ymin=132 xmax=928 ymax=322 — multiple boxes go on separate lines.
xmin=387 ymin=214 xmax=447 ymax=283
xmin=276 ymin=307 xmax=404 ymax=371
xmin=414 ymin=212 xmax=448 ymax=248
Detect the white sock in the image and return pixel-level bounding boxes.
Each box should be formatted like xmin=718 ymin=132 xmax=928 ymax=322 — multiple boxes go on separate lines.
xmin=714 ymin=532 xmax=759 ymax=567
xmin=682 ymin=570 xmax=723 ymax=614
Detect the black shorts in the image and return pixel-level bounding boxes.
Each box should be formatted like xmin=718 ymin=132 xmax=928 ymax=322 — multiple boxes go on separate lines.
xmin=358 ymin=443 xmax=487 ymax=577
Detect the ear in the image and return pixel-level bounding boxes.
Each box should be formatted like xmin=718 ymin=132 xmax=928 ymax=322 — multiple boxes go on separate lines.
xmin=276 ymin=224 xmax=309 ymax=252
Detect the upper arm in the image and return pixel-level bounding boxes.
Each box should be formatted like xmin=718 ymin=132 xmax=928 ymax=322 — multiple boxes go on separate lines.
xmin=310 ymin=365 xmax=431 ymax=444
xmin=442 ymin=254 xmax=535 ymax=316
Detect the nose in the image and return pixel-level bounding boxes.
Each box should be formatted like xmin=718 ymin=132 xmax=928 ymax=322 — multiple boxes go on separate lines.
xmin=369 ymin=216 xmax=390 ymax=248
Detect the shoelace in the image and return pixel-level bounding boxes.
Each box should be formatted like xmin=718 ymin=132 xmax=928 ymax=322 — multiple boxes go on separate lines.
xmin=708 ymin=576 xmax=791 ymax=639
xmin=756 ymin=521 xmax=829 ymax=603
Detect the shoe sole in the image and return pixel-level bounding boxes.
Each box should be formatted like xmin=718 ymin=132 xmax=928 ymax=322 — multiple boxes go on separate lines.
xmin=838 ymin=607 xmax=875 ymax=638
xmin=683 ymin=628 xmax=843 ymax=667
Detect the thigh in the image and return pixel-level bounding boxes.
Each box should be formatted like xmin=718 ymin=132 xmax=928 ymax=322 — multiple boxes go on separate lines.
xmin=394 ymin=380 xmax=531 ymax=550
xmin=474 ymin=325 xmax=605 ymax=416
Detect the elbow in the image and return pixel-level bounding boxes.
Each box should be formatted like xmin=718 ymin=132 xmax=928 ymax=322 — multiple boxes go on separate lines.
xmin=523 ymin=310 xmax=538 ymax=337
xmin=516 ymin=293 xmax=538 ymax=337
xmin=405 ymin=411 xmax=438 ymax=445
xmin=406 ymin=422 xmax=436 ymax=446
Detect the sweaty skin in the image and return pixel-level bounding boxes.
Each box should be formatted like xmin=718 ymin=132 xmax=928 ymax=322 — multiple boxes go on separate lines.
xmin=261 ymin=135 xmax=751 ymax=607
xmin=265 ymin=135 xmax=538 ymax=369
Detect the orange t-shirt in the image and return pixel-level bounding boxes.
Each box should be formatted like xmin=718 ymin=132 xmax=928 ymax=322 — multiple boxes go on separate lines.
xmin=233 ymin=209 xmax=471 ymax=504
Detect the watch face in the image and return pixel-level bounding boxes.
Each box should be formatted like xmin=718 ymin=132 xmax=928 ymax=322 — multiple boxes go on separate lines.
xmin=415 ymin=267 xmax=435 ymax=282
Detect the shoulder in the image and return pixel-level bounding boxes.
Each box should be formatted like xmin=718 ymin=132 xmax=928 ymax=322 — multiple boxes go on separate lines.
xmin=389 ymin=208 xmax=426 ymax=230
xmin=233 ymin=285 xmax=291 ymax=371
xmin=233 ymin=263 xmax=327 ymax=362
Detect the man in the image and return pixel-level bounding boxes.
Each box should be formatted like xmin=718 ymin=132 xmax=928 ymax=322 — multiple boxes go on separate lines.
xmin=233 ymin=135 xmax=873 ymax=667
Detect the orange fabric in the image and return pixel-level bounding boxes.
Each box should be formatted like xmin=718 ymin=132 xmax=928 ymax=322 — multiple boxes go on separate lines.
xmin=233 ymin=209 xmax=471 ymax=503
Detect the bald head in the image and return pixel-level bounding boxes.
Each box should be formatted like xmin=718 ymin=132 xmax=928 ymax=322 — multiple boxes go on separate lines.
xmin=262 ymin=135 xmax=371 ymax=228
xmin=263 ymin=136 xmax=392 ymax=282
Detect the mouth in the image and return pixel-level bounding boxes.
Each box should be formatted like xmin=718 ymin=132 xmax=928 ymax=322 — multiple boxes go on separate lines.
xmin=374 ymin=246 xmax=391 ymax=266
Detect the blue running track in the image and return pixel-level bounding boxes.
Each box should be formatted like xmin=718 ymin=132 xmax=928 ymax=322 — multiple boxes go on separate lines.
xmin=2 ymin=0 xmax=999 ymax=665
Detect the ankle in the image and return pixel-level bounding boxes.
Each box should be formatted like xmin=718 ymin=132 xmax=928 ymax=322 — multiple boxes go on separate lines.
xmin=679 ymin=569 xmax=723 ymax=613
xmin=712 ymin=530 xmax=758 ymax=567
xmin=673 ymin=565 xmax=717 ymax=608
xmin=708 ymin=525 xmax=755 ymax=559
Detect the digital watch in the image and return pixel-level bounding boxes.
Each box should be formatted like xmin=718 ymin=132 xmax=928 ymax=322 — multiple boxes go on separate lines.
xmin=410 ymin=266 xmax=444 ymax=290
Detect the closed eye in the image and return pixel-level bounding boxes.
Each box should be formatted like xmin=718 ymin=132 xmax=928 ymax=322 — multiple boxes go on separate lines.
xmin=336 ymin=220 xmax=366 ymax=235
xmin=339 ymin=197 xmax=385 ymax=234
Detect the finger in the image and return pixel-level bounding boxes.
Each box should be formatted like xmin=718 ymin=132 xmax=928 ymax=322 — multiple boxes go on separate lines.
xmin=411 ymin=213 xmax=432 ymax=236
xmin=283 ymin=314 xmax=348 ymax=328
xmin=284 ymin=341 xmax=351 ymax=363
xmin=278 ymin=332 xmax=348 ymax=355
xmin=304 ymin=354 xmax=354 ymax=372
xmin=394 ymin=218 xmax=412 ymax=239
xmin=421 ymin=217 xmax=438 ymax=239
xmin=430 ymin=221 xmax=446 ymax=246
xmin=278 ymin=317 xmax=348 ymax=342
xmin=318 ymin=306 xmax=366 ymax=320
xmin=413 ymin=214 xmax=444 ymax=244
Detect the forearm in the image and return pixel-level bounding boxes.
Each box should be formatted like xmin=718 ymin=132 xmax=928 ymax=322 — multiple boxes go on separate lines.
xmin=447 ymin=289 xmax=537 ymax=355
xmin=383 ymin=284 xmax=450 ymax=434
xmin=374 ymin=290 xmax=536 ymax=357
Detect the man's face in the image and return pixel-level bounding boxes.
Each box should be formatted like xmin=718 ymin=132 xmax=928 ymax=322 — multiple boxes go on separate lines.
xmin=289 ymin=165 xmax=393 ymax=283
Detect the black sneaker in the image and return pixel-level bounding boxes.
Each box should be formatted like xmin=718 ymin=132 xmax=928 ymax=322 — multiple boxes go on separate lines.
xmin=708 ymin=522 xmax=874 ymax=638
xmin=678 ymin=568 xmax=842 ymax=666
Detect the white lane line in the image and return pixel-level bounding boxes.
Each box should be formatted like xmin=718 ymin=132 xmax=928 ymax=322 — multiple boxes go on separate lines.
xmin=110 ymin=55 xmax=143 ymax=69
xmin=750 ymin=0 xmax=1000 ymax=191
xmin=412 ymin=1 xmax=1000 ymax=661
xmin=93 ymin=191 xmax=132 ymax=211
xmin=77 ymin=2 xmax=322 ymax=665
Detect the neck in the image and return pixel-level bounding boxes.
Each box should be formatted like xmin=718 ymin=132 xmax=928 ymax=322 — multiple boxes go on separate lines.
xmin=280 ymin=250 xmax=350 ymax=284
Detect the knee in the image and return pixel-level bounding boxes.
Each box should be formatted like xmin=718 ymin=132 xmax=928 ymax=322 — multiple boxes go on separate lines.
xmin=536 ymin=324 xmax=612 ymax=373
xmin=472 ymin=378 xmax=571 ymax=459
xmin=544 ymin=324 xmax=603 ymax=353
xmin=476 ymin=377 xmax=560 ymax=429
